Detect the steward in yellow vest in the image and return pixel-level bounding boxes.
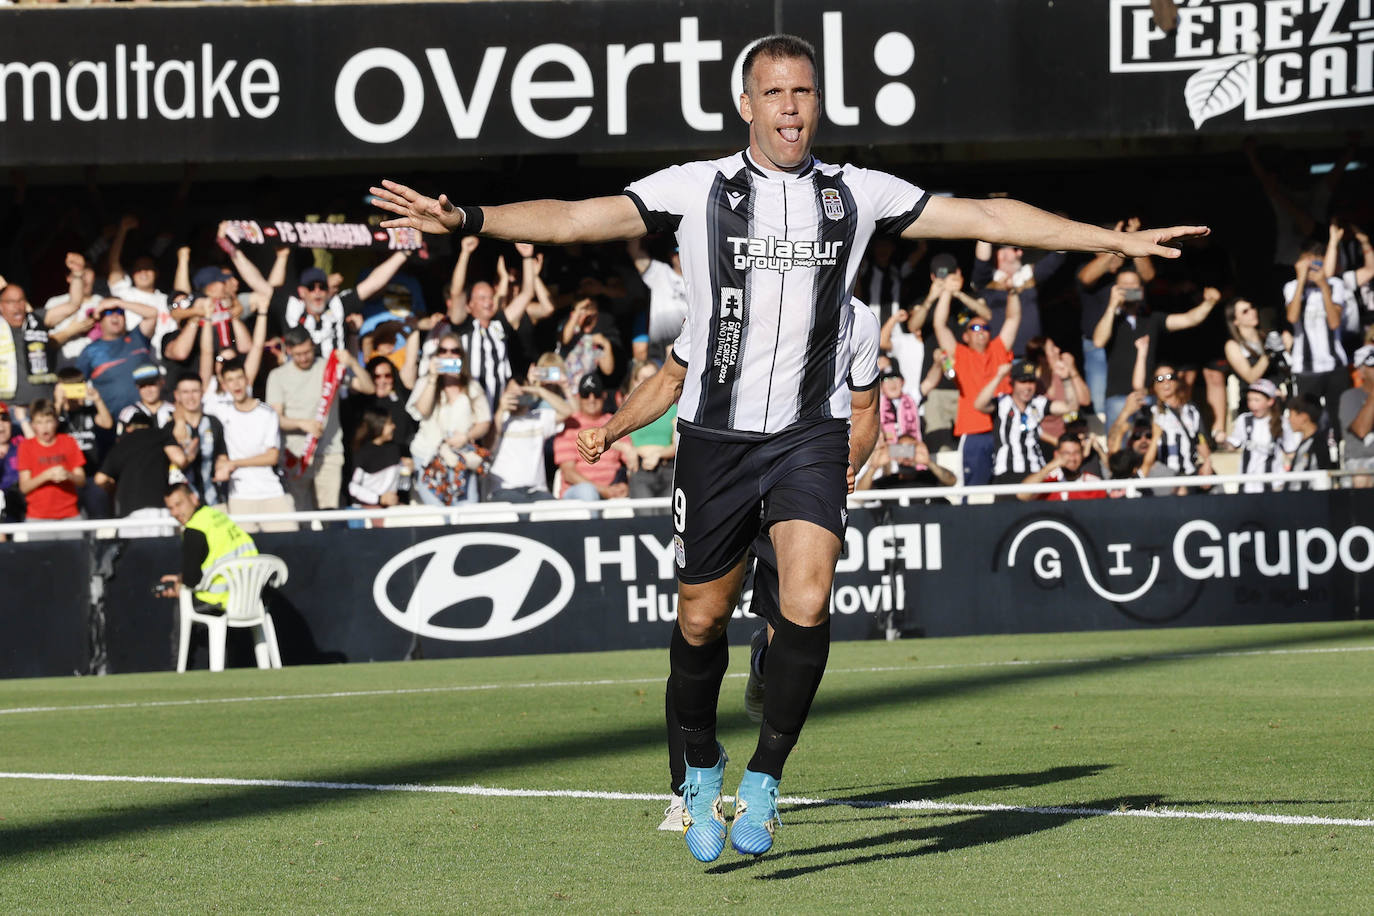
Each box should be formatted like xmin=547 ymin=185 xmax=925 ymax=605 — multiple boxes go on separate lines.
xmin=163 ymin=482 xmax=257 ymax=607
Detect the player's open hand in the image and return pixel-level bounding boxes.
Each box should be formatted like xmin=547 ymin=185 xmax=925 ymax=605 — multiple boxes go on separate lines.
xmin=577 ymin=427 xmax=607 ymax=464
xmin=370 ymin=180 xmax=464 ymax=235
xmin=1116 ymin=225 xmax=1211 ymax=260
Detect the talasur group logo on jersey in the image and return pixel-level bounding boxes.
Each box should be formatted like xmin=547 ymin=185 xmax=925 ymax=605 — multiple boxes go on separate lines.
xmin=1108 ymin=0 xmax=1373 ymax=128
xmin=727 ymin=235 xmax=844 ymax=272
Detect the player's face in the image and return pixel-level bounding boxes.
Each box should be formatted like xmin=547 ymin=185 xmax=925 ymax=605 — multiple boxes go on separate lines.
xmin=740 ymin=54 xmax=819 ymax=172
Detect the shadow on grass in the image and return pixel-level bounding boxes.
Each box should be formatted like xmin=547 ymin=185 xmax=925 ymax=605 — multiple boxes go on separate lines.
xmin=1 ymin=622 xmax=1368 ymax=861
xmin=708 ymin=794 xmax=1165 ymax=879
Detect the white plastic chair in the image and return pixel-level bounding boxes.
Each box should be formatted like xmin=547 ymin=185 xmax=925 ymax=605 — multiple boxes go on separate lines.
xmin=177 ymin=554 xmax=288 ymax=673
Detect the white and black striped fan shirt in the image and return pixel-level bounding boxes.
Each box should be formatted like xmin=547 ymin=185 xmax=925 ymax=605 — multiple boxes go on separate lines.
xmin=991 ymin=394 xmax=1049 ymax=477
xmin=1227 ymin=411 xmax=1300 ymax=493
xmin=625 ymin=150 xmax=929 ymax=437
xmin=1153 ymin=402 xmax=1203 ymax=475
xmin=1283 ymin=277 xmax=1348 ymax=373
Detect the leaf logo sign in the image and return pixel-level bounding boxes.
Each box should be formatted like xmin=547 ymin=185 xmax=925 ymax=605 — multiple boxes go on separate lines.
xmin=1184 ymin=55 xmax=1255 ymax=129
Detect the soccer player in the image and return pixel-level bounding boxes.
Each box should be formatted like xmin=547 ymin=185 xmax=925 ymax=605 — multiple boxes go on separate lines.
xmin=370 ymin=34 xmax=1207 ymax=861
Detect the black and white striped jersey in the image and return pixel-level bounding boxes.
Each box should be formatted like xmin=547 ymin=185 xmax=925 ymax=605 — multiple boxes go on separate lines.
xmin=625 ymin=150 xmax=928 ymax=437
xmin=991 ymin=394 xmax=1050 ymax=477
xmin=1283 ymin=277 xmax=1348 ymax=373
xmin=1152 ymin=402 xmax=1203 ymax=475
xmin=1227 ymin=411 xmax=1300 ymax=493
xmin=846 ymin=296 xmax=881 ymax=395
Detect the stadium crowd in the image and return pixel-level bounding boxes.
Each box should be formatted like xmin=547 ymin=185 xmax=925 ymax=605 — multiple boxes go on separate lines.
xmin=1 ymin=144 xmax=1371 ymax=532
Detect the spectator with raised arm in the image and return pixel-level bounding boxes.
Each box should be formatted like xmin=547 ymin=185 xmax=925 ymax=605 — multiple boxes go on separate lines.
xmin=1138 ymin=362 xmax=1212 ymax=484
xmin=408 ymin=335 xmax=492 ymax=506
xmin=348 ymin=404 xmax=404 ymax=520
xmin=1024 ymin=336 xmax=1088 ymax=446
xmin=933 ymin=275 xmax=1018 ymax=486
xmin=973 ymin=358 xmax=1078 ymax=487
xmin=0 ymin=280 xmax=57 ymax=416
xmin=973 ymin=239 xmax=1065 ymax=356
xmin=205 ymin=357 xmax=296 ymax=533
xmin=1222 ymin=297 xmax=1285 ymax=390
xmin=107 ymin=216 xmax=178 ymax=357
xmin=1076 ymin=217 xmax=1157 ymax=411
xmin=1285 ymin=242 xmax=1349 ymax=434
xmin=1324 ymin=222 xmax=1374 ymax=351
xmin=268 ymin=251 xmax=408 ymax=358
xmin=267 ymin=325 xmax=374 ymax=511
xmin=40 ymin=252 xmax=103 ymax=368
xmin=878 ymin=294 xmax=943 ymax=423
xmin=558 ymin=295 xmax=618 ymax=394
xmin=628 ymin=237 xmax=688 ymax=363
xmin=485 ymin=354 xmax=573 ymax=502
xmin=76 ymin=297 xmax=161 ymax=417
xmin=1092 ymin=272 xmax=1220 ymax=432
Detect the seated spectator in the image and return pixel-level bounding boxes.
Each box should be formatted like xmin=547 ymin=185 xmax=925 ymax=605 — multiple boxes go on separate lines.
xmin=973 ymin=359 xmax=1078 ymax=487
xmin=623 ymin=359 xmax=676 ymax=500
xmin=76 ymin=298 xmax=161 ymax=417
xmin=17 ymin=399 xmax=86 ymax=525
xmin=932 ymin=275 xmax=1019 ymax=486
xmin=0 ymin=403 xmax=22 ymax=522
xmin=166 ymin=372 xmax=227 ymax=507
xmin=117 ymin=364 xmax=174 ymax=432
xmin=1091 ymin=271 xmax=1219 ymax=432
xmin=1284 ymin=243 xmax=1349 ymax=434
xmin=1 ymin=280 xmax=58 ymax=415
xmin=1017 ymin=434 xmax=1106 ymax=501
xmin=856 ymin=435 xmax=955 ymax=491
xmin=93 ymin=412 xmax=186 ymax=537
xmin=205 ymin=358 xmax=296 ymax=533
xmin=553 ymin=374 xmax=631 ymax=501
xmin=409 ymin=337 xmax=492 ymax=506
xmin=1139 ymin=363 xmax=1212 ymax=481
xmin=1341 ymin=345 xmax=1374 ymax=488
xmin=973 ymin=240 xmax=1066 ymax=355
xmin=558 ymin=296 xmax=618 ymax=395
xmin=1284 ymin=394 xmax=1336 ymax=489
xmin=267 ymin=326 xmax=374 ymax=510
xmin=1225 ymin=378 xmax=1298 ymax=494
xmin=348 ymin=404 xmax=403 ymax=519
xmin=486 ymin=357 xmax=573 ymax=502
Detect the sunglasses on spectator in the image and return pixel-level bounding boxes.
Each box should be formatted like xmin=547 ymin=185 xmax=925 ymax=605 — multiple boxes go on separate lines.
xmin=1154 ymin=373 xmax=1176 ymax=382
xmin=101 ymin=308 xmax=125 ymax=318
xmin=437 ymin=346 xmax=461 ymax=354
xmin=303 ymin=281 xmax=328 ymax=292
xmin=373 ymin=371 xmax=394 ymax=379
xmin=966 ymin=323 xmax=989 ymax=333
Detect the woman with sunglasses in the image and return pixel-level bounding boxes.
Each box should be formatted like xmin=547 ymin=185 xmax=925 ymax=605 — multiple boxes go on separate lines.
xmin=408 ymin=334 xmax=491 ymax=505
xmin=1139 ymin=362 xmax=1213 ymax=486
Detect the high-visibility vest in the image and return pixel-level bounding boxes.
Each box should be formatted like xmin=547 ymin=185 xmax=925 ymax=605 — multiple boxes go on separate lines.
xmin=184 ymin=505 xmax=258 ymax=607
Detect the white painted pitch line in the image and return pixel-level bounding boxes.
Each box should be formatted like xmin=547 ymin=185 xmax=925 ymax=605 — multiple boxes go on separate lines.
xmin=2 ymin=643 xmax=1371 ymax=718
xmin=1 ymin=771 xmax=1370 ymax=829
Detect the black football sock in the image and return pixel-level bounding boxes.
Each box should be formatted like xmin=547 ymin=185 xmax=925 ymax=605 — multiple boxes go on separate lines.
xmin=665 ymin=677 xmax=685 ymax=793
xmin=748 ymin=616 xmax=830 ymax=780
xmin=669 ymin=626 xmax=729 ymax=769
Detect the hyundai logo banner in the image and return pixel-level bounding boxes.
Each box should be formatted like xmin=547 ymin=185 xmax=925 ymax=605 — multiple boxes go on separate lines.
xmin=4 ymin=490 xmax=1368 ymax=678
xmin=1 ymin=0 xmax=1367 ymax=168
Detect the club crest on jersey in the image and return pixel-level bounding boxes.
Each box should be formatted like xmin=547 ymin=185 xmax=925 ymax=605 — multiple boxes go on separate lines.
xmin=821 ymin=188 xmax=845 ymax=221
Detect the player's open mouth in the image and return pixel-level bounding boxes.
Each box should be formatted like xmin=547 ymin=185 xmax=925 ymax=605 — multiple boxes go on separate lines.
xmin=778 ymin=127 xmax=801 ymax=143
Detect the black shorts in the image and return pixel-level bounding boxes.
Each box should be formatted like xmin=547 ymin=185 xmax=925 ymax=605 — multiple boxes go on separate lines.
xmin=671 ymin=419 xmax=849 ymax=585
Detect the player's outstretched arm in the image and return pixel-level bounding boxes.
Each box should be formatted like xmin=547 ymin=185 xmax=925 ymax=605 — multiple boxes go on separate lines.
xmin=370 ymin=180 xmax=647 ymax=244
xmin=577 ymin=353 xmax=686 ymax=464
xmin=907 ymin=196 xmax=1209 ymax=260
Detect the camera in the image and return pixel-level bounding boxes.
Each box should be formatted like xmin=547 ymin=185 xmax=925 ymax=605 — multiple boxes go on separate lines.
xmin=934 ymin=266 xmax=950 ymax=279
xmin=437 ymin=357 xmax=463 ymax=375
xmin=536 ymin=366 xmax=562 ymax=383
xmin=889 ymin=443 xmax=916 ymax=460
xmin=151 ymin=580 xmax=172 ymax=598
xmin=1121 ymin=288 xmax=1144 ymax=303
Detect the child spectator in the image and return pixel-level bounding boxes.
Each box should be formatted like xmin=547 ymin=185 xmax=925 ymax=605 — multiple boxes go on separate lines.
xmin=17 ymin=399 xmax=86 ymax=524
xmin=1284 ymin=394 xmax=1336 ymax=489
xmin=348 ymin=404 xmax=403 ymax=518
xmin=1225 ymin=378 xmax=1298 ymax=493
xmin=876 ymin=362 xmax=921 ymax=443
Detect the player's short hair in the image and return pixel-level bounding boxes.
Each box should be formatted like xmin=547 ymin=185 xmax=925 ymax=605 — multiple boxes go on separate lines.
xmin=742 ymin=34 xmax=817 ymax=95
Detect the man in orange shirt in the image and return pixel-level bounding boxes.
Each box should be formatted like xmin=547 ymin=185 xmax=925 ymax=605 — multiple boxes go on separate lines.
xmin=933 ymin=275 xmax=1021 ymax=485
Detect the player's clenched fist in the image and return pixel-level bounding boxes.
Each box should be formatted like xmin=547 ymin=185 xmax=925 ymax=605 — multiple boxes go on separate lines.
xmin=577 ymin=427 xmax=608 ymax=464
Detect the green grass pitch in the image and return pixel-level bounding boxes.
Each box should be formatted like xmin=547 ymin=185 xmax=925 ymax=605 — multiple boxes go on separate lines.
xmin=2 ymin=620 xmax=1372 ymax=913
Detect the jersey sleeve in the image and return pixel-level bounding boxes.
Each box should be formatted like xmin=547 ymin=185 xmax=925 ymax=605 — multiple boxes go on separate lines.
xmin=623 ymin=164 xmax=694 ymax=235
xmin=847 ymin=299 xmax=881 ymax=390
xmin=669 ymin=318 xmax=691 ymax=368
xmin=849 ymin=166 xmax=931 ymax=236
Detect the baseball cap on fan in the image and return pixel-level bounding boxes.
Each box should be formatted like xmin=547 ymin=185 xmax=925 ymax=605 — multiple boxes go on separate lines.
xmin=578 ymin=374 xmax=605 ymax=397
xmin=299 ymin=267 xmax=329 ymax=288
xmin=1353 ymin=345 xmax=1374 ymax=369
xmin=193 ymin=266 xmax=230 ymax=294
